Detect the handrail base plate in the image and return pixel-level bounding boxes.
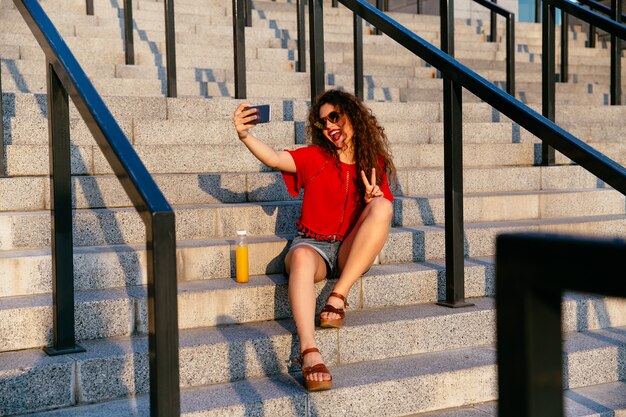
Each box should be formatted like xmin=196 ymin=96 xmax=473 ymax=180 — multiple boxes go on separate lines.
xmin=436 ymin=301 xmax=475 ymax=309
xmin=43 ymin=344 xmax=86 ymax=356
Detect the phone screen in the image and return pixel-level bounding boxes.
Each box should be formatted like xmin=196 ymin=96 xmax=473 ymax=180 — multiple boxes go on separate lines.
xmin=249 ymin=104 xmax=271 ymax=124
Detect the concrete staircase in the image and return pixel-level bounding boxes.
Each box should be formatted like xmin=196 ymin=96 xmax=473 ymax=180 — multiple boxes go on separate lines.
xmin=1 ymin=0 xmax=626 ymax=415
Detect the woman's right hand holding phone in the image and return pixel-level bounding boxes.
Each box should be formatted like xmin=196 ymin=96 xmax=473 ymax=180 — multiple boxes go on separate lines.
xmin=233 ymin=103 xmax=258 ymax=141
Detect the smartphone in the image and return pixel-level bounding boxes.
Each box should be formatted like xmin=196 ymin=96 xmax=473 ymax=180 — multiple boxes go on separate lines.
xmin=248 ymin=104 xmax=271 ymax=124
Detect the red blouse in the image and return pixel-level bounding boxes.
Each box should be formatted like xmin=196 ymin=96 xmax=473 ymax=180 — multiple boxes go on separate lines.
xmin=281 ymin=146 xmax=393 ymax=242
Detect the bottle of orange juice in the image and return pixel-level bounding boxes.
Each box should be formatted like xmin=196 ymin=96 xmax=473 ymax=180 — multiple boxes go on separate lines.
xmin=235 ymin=230 xmax=249 ymax=283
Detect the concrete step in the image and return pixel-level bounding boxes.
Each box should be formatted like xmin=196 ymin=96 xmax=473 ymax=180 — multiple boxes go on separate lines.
xmin=394 ymin=188 xmax=626 ymax=226
xmin=3 ymin=155 xmax=625 ymax=209
xmin=1 ymin=185 xmax=624 ymax=296
xmin=407 ymin=382 xmax=626 ymax=416
xmin=0 ymin=139 xmax=541 ymax=177
xmin=6 ymin=113 xmax=550 ymax=146
xmin=0 ymin=161 xmax=619 ymax=207
xmin=1 ymin=188 xmax=625 ymax=248
xmin=6 ymin=117 xmax=297 ymax=146
xmin=2 ymin=65 xmax=619 ymax=103
xmin=5 ymin=93 xmax=625 ymax=127
xmin=0 ymin=260 xmax=495 ymax=350
xmin=2 ymin=321 xmax=625 ymax=416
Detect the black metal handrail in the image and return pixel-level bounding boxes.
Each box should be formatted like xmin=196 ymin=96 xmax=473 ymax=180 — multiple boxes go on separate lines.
xmin=13 ymin=1 xmax=180 ymax=416
xmin=496 ymin=232 xmax=626 ymax=417
xmin=578 ymin=0 xmax=626 ymax=21
xmin=297 ymin=0 xmax=307 ymax=72
xmin=86 ymin=0 xmax=134 ymax=65
xmin=164 ymin=0 xmax=177 ymax=97
xmin=234 ymin=0 xmax=246 ymax=98
xmin=541 ymin=0 xmax=626 ymax=163
xmin=123 ymin=0 xmax=135 ymax=66
xmin=307 ymin=0 xmax=626 ymax=307
xmin=99 ymin=0 xmax=177 ymax=96
xmin=469 ymin=0 xmax=515 ymax=95
xmin=578 ymin=0 xmax=626 ymax=47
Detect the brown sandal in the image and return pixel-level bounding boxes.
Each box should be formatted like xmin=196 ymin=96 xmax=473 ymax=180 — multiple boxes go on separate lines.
xmin=293 ymin=347 xmax=332 ymax=391
xmin=319 ymin=292 xmax=349 ymax=328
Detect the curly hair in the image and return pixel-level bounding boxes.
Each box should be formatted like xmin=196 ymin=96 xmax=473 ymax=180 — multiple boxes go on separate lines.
xmin=307 ymin=89 xmax=397 ymax=201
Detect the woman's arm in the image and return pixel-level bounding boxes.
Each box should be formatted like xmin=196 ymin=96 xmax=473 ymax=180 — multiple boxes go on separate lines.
xmin=233 ymin=103 xmax=296 ymax=173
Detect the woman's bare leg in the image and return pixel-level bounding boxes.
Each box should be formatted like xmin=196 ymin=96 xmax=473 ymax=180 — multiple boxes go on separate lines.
xmin=285 ymin=246 xmax=331 ymax=382
xmin=321 ymin=197 xmax=393 ymax=320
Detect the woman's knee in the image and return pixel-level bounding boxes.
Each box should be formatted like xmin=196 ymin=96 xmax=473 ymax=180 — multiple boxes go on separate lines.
xmin=367 ymin=197 xmax=393 ymax=223
xmin=286 ymin=246 xmax=322 ymax=275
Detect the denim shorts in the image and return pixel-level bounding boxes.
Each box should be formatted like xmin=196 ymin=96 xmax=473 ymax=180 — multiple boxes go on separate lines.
xmin=288 ymin=232 xmax=342 ymax=278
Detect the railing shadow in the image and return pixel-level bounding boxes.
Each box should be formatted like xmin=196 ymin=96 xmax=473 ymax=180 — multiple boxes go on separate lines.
xmin=563 ymin=328 xmax=626 ymax=391
xmin=1 ymin=14 xmax=148 ymax=408
xmin=216 ymin=314 xmax=309 ymax=416
xmin=109 ymin=0 xmax=167 ymax=95
xmin=565 ymin=390 xmax=615 ymax=414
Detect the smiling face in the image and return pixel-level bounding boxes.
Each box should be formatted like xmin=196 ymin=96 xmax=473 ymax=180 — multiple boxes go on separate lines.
xmin=318 ymin=103 xmax=354 ymax=149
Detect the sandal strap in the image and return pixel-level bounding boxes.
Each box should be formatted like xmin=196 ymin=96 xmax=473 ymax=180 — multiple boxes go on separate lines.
xmin=302 ymin=363 xmax=331 ymax=377
xmin=320 ymin=304 xmax=345 ymax=318
xmin=329 ymin=291 xmax=349 ymax=307
xmin=292 ymin=347 xmax=320 ymax=365
xmin=301 ymin=347 xmax=320 ymax=357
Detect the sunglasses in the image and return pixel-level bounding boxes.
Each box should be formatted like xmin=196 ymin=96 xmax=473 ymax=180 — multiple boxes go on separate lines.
xmin=314 ymin=111 xmax=343 ymax=130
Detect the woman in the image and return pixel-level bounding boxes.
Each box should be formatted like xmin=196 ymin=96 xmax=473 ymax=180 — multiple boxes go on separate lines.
xmin=233 ymin=89 xmax=396 ymax=391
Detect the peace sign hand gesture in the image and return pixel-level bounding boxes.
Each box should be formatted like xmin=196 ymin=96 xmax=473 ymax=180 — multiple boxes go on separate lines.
xmin=361 ymin=168 xmax=384 ymax=204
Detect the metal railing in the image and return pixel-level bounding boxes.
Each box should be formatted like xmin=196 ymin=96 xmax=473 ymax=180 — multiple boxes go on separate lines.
xmin=495 ymin=232 xmax=626 ymax=417
xmin=541 ymin=0 xmax=626 ymax=164
xmin=307 ymin=0 xmax=626 ymax=307
xmin=163 ymin=0 xmax=177 ymax=97
xmin=12 ymin=1 xmax=180 ymax=416
xmin=123 ymin=0 xmax=135 ymax=65
xmin=470 ymin=0 xmax=515 ymax=95
xmin=234 ymin=0 xmax=247 ymax=98
xmin=577 ymin=0 xmax=626 ymax=48
xmin=297 ymin=0 xmax=307 ymax=72
xmin=86 ymin=0 xmax=177 ymax=96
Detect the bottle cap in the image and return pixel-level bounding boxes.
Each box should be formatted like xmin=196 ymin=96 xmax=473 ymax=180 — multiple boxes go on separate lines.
xmin=236 ymin=230 xmax=247 ymax=235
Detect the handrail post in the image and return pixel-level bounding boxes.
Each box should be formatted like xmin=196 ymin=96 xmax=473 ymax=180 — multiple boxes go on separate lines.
xmin=297 ymin=0 xmax=306 ymax=72
xmin=417 ymin=0 xmax=421 ymax=14
xmin=490 ymin=0 xmax=497 ymax=41
xmin=124 ymin=0 xmax=135 ymax=65
xmin=560 ymin=11 xmax=568 ymax=82
xmin=332 ymin=0 xmax=338 ymax=7
xmin=245 ymin=0 xmax=252 ymax=27
xmin=43 ymin=62 xmax=85 ymax=357
xmin=495 ymin=234 xmax=565 ymax=417
xmin=233 ymin=0 xmax=247 ymax=98
xmin=541 ymin=0 xmax=556 ymax=165
xmin=147 ymin=212 xmax=181 ymax=417
xmin=374 ymin=0 xmax=383 ymax=34
xmin=353 ymin=13 xmax=364 ymax=100
xmin=164 ymin=0 xmax=177 ymax=97
xmin=506 ymin=15 xmax=515 ymax=95
xmin=438 ymin=0 xmax=472 ymax=309
xmin=587 ymin=23 xmax=596 ymax=47
xmin=535 ymin=0 xmax=541 ymax=22
xmin=610 ymin=0 xmax=622 ymax=104
xmin=309 ymin=0 xmax=325 ymax=100
xmin=86 ymin=0 xmax=93 ymax=15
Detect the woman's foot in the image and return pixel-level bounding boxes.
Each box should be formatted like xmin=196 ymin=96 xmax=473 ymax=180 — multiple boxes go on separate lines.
xmin=319 ymin=292 xmax=349 ymax=328
xmin=298 ymin=347 xmax=332 ymax=391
